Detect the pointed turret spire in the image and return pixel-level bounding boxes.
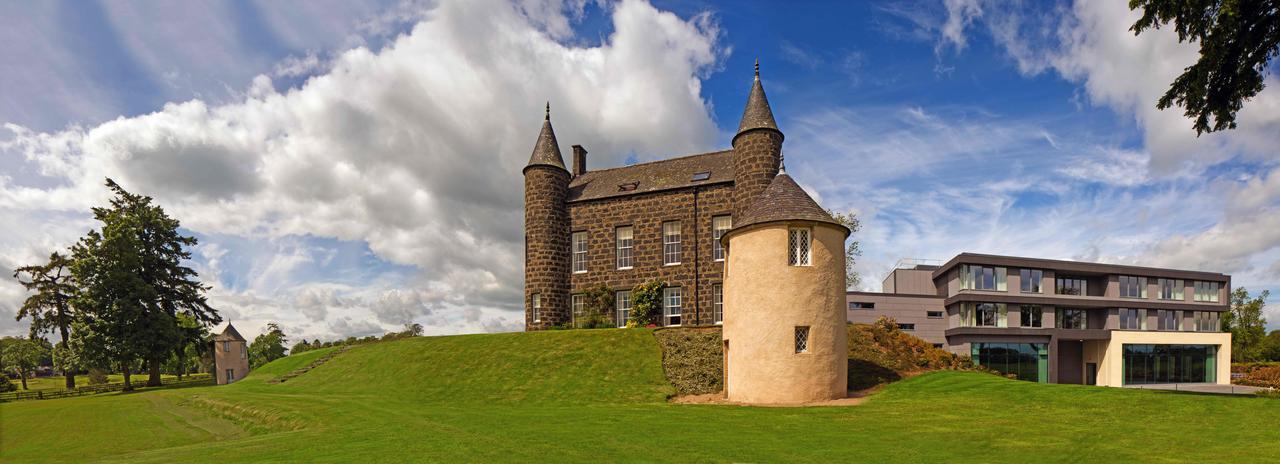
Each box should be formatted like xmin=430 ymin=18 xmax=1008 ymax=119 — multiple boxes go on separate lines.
xmin=525 ymin=101 xmax=567 ymax=172
xmin=736 ymin=59 xmax=780 ymax=137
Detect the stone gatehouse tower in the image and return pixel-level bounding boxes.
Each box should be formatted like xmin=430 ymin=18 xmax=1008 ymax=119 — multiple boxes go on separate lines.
xmin=523 ymin=62 xmax=784 ymax=330
xmin=213 ymin=323 xmax=250 ymax=385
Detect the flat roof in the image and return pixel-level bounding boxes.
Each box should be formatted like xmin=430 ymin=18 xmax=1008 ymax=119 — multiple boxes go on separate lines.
xmin=931 ymin=253 xmax=1230 ymax=282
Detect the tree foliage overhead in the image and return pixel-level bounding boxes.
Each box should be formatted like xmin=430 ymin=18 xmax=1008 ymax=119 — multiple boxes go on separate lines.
xmin=1129 ymin=0 xmax=1280 ymax=135
xmin=13 ymin=251 xmax=79 ymax=389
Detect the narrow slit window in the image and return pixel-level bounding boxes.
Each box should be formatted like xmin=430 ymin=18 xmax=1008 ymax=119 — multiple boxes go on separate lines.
xmin=788 ymin=227 xmax=811 ymax=266
xmin=795 ymin=326 xmax=810 ymax=353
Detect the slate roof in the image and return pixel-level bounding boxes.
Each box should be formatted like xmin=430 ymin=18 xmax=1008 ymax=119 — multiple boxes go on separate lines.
xmin=213 ymin=323 xmax=246 ymax=342
xmin=735 ymin=73 xmax=779 ymax=137
xmin=731 ymin=171 xmax=847 ymax=235
xmin=567 ymin=150 xmax=734 ymax=202
xmin=525 ymin=112 xmax=567 ymax=172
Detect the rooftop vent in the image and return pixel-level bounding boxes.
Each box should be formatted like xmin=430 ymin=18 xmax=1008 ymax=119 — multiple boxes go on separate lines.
xmin=618 ymin=182 xmax=639 ymax=192
xmin=691 ymin=171 xmax=711 ymax=182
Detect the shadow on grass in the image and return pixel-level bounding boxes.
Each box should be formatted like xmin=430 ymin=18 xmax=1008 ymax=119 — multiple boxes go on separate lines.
xmin=848 ymin=359 xmax=901 ymax=391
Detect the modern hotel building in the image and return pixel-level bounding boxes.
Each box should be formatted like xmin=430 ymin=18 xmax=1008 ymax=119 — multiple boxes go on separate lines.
xmin=847 ymin=253 xmax=1232 ymax=387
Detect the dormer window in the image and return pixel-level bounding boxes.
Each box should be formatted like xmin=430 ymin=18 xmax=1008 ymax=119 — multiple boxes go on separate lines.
xmin=618 ymin=182 xmax=639 ymax=192
xmin=691 ymin=171 xmax=711 ymax=181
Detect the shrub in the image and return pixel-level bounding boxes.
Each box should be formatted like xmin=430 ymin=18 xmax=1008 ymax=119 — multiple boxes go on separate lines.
xmin=847 ymin=317 xmax=975 ymax=390
xmin=629 ymin=280 xmax=664 ymax=327
xmin=87 ymin=368 xmax=109 ymax=385
xmin=653 ymin=328 xmax=723 ymax=395
xmin=0 ymin=378 xmax=16 ymax=392
xmin=576 ymin=283 xmax=616 ymax=329
xmin=1238 ymin=365 xmax=1280 ymax=389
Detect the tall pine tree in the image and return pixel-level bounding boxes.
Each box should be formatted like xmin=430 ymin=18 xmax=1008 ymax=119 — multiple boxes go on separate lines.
xmin=14 ymin=251 xmax=79 ymax=389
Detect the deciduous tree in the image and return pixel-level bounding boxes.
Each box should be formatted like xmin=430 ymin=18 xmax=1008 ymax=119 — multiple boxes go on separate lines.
xmin=1223 ymin=287 xmax=1269 ymax=362
xmin=2 ymin=337 xmax=46 ymax=390
xmin=827 ymin=209 xmax=864 ymax=289
xmin=249 ymin=323 xmax=288 ymax=368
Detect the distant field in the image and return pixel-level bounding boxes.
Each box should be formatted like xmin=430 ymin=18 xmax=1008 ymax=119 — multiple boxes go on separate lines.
xmin=3 ymin=329 xmax=1279 ymax=463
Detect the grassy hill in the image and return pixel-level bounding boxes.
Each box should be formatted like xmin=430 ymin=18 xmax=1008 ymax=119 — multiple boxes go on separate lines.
xmin=3 ymin=328 xmax=1280 ymax=463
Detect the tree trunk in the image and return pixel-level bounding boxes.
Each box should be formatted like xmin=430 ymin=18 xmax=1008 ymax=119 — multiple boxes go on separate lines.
xmin=147 ymin=357 xmax=163 ymax=387
xmin=59 ymin=324 xmax=75 ymax=390
xmin=19 ymin=371 xmax=28 ymax=390
xmin=122 ymin=363 xmax=133 ymax=391
xmin=176 ymin=352 xmax=185 ymax=381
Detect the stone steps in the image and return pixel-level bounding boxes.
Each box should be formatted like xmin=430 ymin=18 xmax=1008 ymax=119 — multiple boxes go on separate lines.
xmin=267 ymin=345 xmax=353 ymax=384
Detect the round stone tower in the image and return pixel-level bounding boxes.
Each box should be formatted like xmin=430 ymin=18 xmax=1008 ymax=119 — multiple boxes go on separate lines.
xmin=721 ymin=168 xmax=849 ymax=404
xmin=731 ymin=60 xmax=783 ymax=218
xmin=523 ymin=103 xmax=571 ymax=330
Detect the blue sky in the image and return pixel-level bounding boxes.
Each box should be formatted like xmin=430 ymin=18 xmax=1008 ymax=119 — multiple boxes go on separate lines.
xmin=1 ymin=0 xmax=1277 ymax=340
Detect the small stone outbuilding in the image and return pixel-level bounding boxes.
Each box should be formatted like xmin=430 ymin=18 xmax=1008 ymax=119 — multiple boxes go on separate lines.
xmin=213 ymin=323 xmax=250 ymax=385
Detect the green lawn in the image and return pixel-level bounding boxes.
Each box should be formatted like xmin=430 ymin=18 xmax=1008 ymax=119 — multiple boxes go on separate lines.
xmin=3 ymin=329 xmax=1278 ymax=463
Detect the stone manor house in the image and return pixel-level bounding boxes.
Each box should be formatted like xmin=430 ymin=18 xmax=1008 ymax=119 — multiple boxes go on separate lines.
xmin=522 ymin=62 xmax=1231 ymax=398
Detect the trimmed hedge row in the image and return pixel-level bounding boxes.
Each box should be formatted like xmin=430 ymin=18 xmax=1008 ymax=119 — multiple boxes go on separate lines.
xmin=652 ymin=327 xmax=723 ymax=396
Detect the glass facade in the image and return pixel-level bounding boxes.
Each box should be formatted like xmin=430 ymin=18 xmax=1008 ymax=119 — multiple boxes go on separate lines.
xmin=972 ymin=343 xmax=1048 ymax=383
xmin=1122 ymin=344 xmax=1217 ymax=385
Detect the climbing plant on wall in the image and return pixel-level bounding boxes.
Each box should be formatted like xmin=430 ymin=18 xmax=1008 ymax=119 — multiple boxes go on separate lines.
xmin=629 ymin=280 xmax=664 ymax=327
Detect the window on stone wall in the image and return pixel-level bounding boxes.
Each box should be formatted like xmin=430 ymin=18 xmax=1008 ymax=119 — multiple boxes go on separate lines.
xmin=795 ymin=326 xmax=810 ymax=353
xmin=927 ymin=311 xmax=944 ymax=319
xmin=663 ymin=221 xmax=682 ymax=265
xmin=712 ymin=215 xmax=731 ymax=262
xmin=615 ymin=290 xmax=631 ymax=328
xmin=241 ymin=344 xmax=247 ymax=359
xmin=223 ymin=341 xmax=230 ymax=352
xmin=663 ymin=287 xmax=682 ymax=326
xmin=572 ymin=231 xmax=587 ymax=274
xmin=1158 ymin=279 xmax=1184 ymax=300
xmin=531 ymin=293 xmax=542 ymax=323
xmin=788 ymin=227 xmax=811 ymax=266
xmin=713 ymin=284 xmax=723 ymax=324
xmin=571 ymin=294 xmax=584 ymax=327
xmin=616 ymin=226 xmax=633 ymax=270
xmin=898 ymin=323 xmax=916 ymax=331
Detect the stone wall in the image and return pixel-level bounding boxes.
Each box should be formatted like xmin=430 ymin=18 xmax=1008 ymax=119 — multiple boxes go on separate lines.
xmin=524 ymin=166 xmax=571 ymax=330
xmin=566 ymin=183 xmax=734 ymax=327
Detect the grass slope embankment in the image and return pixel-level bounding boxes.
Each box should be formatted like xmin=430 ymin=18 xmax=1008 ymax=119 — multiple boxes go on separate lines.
xmin=3 ymin=328 xmax=1280 ymax=463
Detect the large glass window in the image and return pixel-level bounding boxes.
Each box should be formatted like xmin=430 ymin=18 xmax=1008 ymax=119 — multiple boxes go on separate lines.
xmin=1020 ymin=305 xmax=1042 ymax=328
xmin=1058 ymin=308 xmax=1087 ymax=329
xmin=1119 ymin=308 xmax=1147 ymax=330
xmin=1123 ymin=344 xmax=1217 ymax=385
xmin=662 ymin=221 xmax=682 ymax=265
xmin=1191 ymin=311 xmax=1220 ymax=332
xmin=615 ymin=291 xmax=631 ymax=327
xmin=615 ymin=227 xmax=633 ymax=270
xmin=1056 ymin=277 xmax=1087 ymax=296
xmin=1194 ymin=281 xmax=1220 ymax=302
xmin=663 ymin=287 xmax=682 ymax=326
xmin=572 ymin=232 xmax=588 ymax=274
xmin=1020 ymin=269 xmax=1043 ymax=293
xmin=972 ymin=343 xmax=1048 ymax=382
xmin=1119 ymin=276 xmax=1147 ymax=298
xmin=712 ymin=216 xmax=731 ymax=262
xmin=788 ymin=228 xmax=811 ymax=266
xmin=1157 ymin=310 xmax=1180 ymax=331
xmin=713 ymin=284 xmax=723 ymax=324
xmin=960 ymin=302 xmax=1007 ymax=327
xmin=961 ymin=265 xmax=1006 ymax=291
xmin=1158 ymin=278 xmax=1184 ymax=300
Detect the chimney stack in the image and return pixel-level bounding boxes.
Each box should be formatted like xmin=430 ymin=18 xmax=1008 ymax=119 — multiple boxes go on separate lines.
xmin=571 ymin=145 xmax=588 ymax=176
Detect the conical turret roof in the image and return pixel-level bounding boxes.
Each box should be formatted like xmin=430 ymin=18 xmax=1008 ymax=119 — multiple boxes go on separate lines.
xmin=525 ymin=102 xmax=567 ymax=173
xmin=213 ymin=323 xmax=246 ymax=342
xmin=735 ymin=60 xmax=780 ymax=138
xmin=731 ymin=170 xmax=847 ymax=236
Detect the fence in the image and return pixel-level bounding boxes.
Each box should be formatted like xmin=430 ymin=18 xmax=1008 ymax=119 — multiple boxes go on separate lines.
xmin=0 ymin=373 xmax=214 ymax=402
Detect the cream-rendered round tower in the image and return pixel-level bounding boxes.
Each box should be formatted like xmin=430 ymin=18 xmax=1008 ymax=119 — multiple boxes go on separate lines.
xmin=721 ymin=169 xmax=849 ymax=404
